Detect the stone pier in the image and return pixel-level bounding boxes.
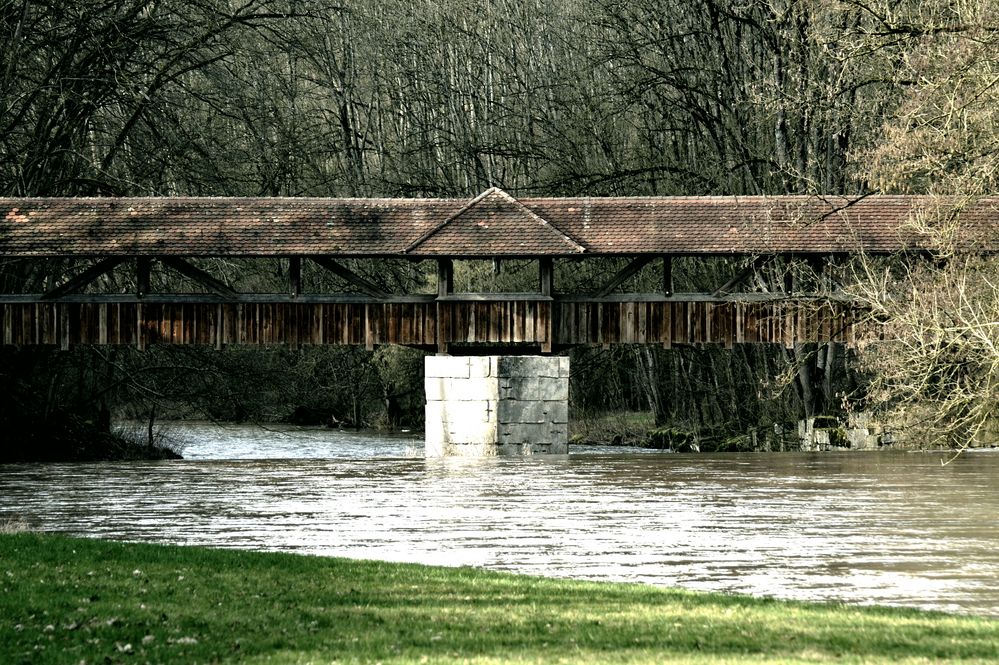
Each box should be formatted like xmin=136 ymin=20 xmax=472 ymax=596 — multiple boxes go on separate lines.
xmin=424 ymin=355 xmax=569 ymax=456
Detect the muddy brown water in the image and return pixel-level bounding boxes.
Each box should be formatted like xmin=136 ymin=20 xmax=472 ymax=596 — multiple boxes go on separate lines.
xmin=2 ymin=423 xmax=998 ymax=616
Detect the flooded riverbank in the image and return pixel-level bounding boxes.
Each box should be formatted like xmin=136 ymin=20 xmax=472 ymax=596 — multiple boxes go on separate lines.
xmin=2 ymin=423 xmax=997 ymax=616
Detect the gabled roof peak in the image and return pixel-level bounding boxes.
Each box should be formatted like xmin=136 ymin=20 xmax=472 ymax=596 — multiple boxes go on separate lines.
xmin=404 ymin=187 xmax=585 ymax=257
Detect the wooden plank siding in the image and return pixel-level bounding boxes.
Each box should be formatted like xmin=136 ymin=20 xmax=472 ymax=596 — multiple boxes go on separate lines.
xmin=0 ymin=299 xmax=862 ymax=349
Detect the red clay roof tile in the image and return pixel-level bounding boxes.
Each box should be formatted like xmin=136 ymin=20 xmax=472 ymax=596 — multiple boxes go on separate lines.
xmin=0 ymin=191 xmax=996 ymax=258
xmin=405 ymin=188 xmax=584 ymax=256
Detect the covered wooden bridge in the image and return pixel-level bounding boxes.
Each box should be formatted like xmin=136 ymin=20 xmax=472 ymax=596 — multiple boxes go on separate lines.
xmin=1 ymin=188 xmax=992 ymax=352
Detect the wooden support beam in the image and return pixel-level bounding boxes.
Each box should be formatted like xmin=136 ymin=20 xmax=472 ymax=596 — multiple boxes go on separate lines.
xmin=364 ymin=303 xmax=374 ymax=351
xmin=160 ymin=257 xmax=238 ymax=299
xmin=215 ymin=303 xmax=224 ymax=351
xmin=806 ymin=254 xmax=830 ymax=292
xmin=136 ymin=303 xmax=144 ymax=351
xmin=136 ymin=257 xmax=151 ymax=297
xmin=593 ymin=255 xmax=655 ymax=298
xmin=436 ymin=300 xmax=448 ymax=354
xmin=59 ymin=303 xmax=69 ymax=351
xmin=662 ymin=255 xmax=673 ymax=297
xmin=437 ymin=259 xmax=454 ymax=299
xmin=712 ymin=256 xmax=766 ymax=297
xmin=783 ymin=256 xmax=795 ymax=295
xmin=539 ymin=257 xmax=554 ymax=297
xmin=289 ymin=257 xmax=302 ymax=298
xmin=310 ymin=256 xmax=387 ymax=299
xmin=43 ymin=257 xmax=127 ymax=299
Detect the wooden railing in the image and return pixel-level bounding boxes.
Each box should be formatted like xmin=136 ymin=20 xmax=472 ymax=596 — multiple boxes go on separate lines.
xmin=0 ymin=293 xmax=861 ymax=351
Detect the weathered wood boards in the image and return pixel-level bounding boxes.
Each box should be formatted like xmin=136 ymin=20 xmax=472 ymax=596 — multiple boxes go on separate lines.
xmin=553 ymin=300 xmax=857 ymax=348
xmin=0 ymin=298 xmax=860 ymax=349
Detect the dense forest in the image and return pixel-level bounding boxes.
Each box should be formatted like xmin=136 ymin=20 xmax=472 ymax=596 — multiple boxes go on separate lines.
xmin=1 ymin=0 xmax=997 ymax=457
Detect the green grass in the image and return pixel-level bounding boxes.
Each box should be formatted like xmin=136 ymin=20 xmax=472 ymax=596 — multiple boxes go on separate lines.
xmin=1 ymin=533 xmax=997 ymax=664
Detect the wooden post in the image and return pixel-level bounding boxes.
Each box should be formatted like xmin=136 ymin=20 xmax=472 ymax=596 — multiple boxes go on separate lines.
xmin=662 ymin=302 xmax=672 ymax=349
xmin=663 ymin=255 xmax=673 ymax=297
xmin=541 ymin=301 xmax=553 ymax=353
xmin=437 ymin=259 xmax=454 ymax=299
xmin=2 ymin=304 xmax=11 ymax=346
xmin=33 ymin=302 xmax=41 ymax=345
xmin=289 ymin=256 xmax=301 ymax=298
xmin=136 ymin=257 xmax=151 ymax=298
xmin=98 ymin=303 xmax=108 ymax=345
xmin=783 ymin=256 xmax=795 ymax=295
xmin=364 ymin=303 xmax=374 ymax=351
xmin=436 ymin=301 xmax=448 ymax=354
xmin=736 ymin=302 xmax=744 ymax=345
xmin=215 ymin=303 xmax=224 ymax=351
xmin=539 ymin=257 xmax=554 ymax=297
xmin=60 ymin=303 xmax=70 ymax=351
xmin=136 ymin=303 xmax=145 ymax=351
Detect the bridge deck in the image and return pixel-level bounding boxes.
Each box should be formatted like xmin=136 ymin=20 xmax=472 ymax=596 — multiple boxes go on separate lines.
xmin=1 ymin=295 xmax=859 ymax=351
xmin=5 ymin=190 xmax=928 ymax=351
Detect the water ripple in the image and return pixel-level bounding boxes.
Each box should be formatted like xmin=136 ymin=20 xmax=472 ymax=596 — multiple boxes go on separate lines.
xmin=1 ymin=424 xmax=998 ymax=616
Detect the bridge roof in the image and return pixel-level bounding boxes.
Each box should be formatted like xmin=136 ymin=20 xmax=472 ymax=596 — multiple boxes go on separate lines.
xmin=1 ymin=190 xmax=996 ymax=258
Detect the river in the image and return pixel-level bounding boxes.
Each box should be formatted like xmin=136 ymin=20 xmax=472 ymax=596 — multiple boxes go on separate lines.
xmin=1 ymin=423 xmax=998 ymax=617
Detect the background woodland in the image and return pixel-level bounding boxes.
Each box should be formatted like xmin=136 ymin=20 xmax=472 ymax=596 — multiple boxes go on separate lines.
xmin=2 ymin=0 xmax=997 ymax=453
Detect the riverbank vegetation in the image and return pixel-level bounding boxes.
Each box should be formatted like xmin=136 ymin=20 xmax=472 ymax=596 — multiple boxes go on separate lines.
xmin=2 ymin=532 xmax=997 ymax=664
xmin=2 ymin=0 xmax=998 ymax=453
xmin=0 ymin=414 xmax=180 ymax=464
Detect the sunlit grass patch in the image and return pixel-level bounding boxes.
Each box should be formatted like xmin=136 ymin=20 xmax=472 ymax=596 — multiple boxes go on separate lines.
xmin=1 ymin=533 xmax=996 ymax=664
xmin=0 ymin=518 xmax=28 ymax=534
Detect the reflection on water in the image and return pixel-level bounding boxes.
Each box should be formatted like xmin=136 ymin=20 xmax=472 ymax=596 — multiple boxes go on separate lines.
xmin=2 ymin=423 xmax=998 ymax=617
xmin=161 ymin=422 xmax=425 ymax=460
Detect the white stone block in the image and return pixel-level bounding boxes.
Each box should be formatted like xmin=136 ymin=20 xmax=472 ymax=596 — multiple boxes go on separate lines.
xmin=424 ymin=435 xmax=444 ymax=457
xmin=437 ymin=400 xmax=495 ymax=423
xmin=428 ymin=400 xmax=498 ymax=445
xmin=467 ymin=356 xmax=497 ymax=378
xmin=425 ymin=377 xmax=499 ymax=402
xmin=441 ymin=442 xmax=498 ymax=457
xmin=425 ymin=404 xmax=446 ymax=443
xmin=425 ymin=356 xmax=470 ymax=379
xmin=447 ymin=426 xmax=498 ymax=446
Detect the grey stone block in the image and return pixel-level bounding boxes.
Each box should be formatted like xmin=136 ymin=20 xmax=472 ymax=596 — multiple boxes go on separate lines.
xmin=502 ymin=423 xmax=564 ymax=445
xmin=544 ymin=400 xmax=569 ymax=424
xmin=498 ymin=400 xmax=549 ymax=424
xmin=499 ymin=377 xmax=568 ymax=401
xmin=495 ymin=442 xmax=568 ymax=455
xmin=497 ymin=355 xmax=562 ymax=378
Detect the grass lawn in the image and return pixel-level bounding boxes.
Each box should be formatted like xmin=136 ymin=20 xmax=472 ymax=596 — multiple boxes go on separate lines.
xmin=1 ymin=532 xmax=996 ymax=664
